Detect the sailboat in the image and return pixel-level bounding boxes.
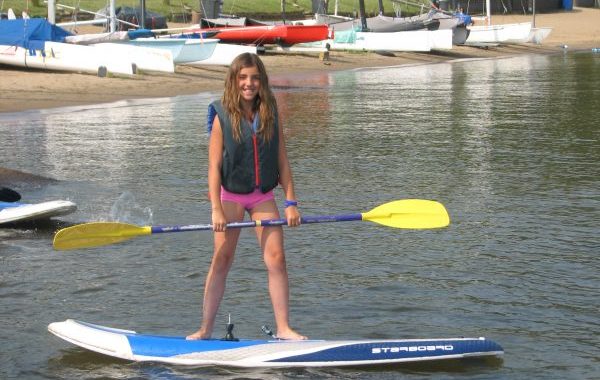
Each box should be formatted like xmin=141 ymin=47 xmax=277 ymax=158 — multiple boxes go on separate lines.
xmin=301 ymin=0 xmax=440 ymax=33
xmin=55 ymin=2 xmax=224 ymax=68
xmin=0 ymin=19 xmax=136 ymax=76
xmin=322 ymin=13 xmax=440 ymax=33
xmin=465 ymin=0 xmax=532 ymax=44
xmin=301 ymin=0 xmax=452 ymax=52
xmin=527 ymin=0 xmax=552 ymax=44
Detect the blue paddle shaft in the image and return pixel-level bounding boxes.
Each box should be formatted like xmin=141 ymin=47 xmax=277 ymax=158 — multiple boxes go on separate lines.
xmin=150 ymin=213 xmax=363 ymax=234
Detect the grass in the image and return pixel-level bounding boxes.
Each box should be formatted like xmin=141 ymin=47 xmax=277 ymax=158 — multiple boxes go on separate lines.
xmin=1 ymin=0 xmax=429 ymax=22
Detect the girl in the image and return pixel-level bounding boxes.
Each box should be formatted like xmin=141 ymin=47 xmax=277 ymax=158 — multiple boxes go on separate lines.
xmin=187 ymin=53 xmax=306 ymax=341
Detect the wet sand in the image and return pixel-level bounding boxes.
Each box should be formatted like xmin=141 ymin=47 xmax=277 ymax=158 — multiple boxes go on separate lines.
xmin=0 ymin=7 xmax=598 ymax=113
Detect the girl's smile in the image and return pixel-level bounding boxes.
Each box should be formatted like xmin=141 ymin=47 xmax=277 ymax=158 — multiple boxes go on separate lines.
xmin=238 ymin=66 xmax=261 ymax=105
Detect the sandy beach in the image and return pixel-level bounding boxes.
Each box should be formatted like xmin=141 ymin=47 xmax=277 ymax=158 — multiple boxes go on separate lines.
xmin=0 ymin=7 xmax=598 ymax=113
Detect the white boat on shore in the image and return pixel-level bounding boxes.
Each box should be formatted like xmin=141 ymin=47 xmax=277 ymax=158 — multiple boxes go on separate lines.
xmin=126 ymin=37 xmax=219 ymax=64
xmin=0 ymin=19 xmax=136 ymax=76
xmin=466 ymin=22 xmax=532 ymax=44
xmin=528 ymin=27 xmax=552 ymax=44
xmin=0 ymin=41 xmax=135 ymax=76
xmin=92 ymin=43 xmax=175 ymax=73
xmin=324 ymin=13 xmax=440 ymax=33
xmin=464 ymin=0 xmax=532 ymax=45
xmin=69 ymin=30 xmax=220 ymax=65
xmin=527 ymin=0 xmax=552 ymax=44
xmin=306 ymin=28 xmax=452 ymax=52
xmin=184 ymin=42 xmax=257 ymax=66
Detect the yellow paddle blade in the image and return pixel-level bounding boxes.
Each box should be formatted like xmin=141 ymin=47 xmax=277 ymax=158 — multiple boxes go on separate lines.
xmin=361 ymin=199 xmax=450 ymax=229
xmin=53 ymin=222 xmax=152 ymax=251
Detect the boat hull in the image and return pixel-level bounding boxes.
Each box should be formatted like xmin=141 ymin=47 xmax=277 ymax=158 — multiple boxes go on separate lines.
xmin=327 ymin=14 xmax=440 ymax=33
xmin=466 ymin=22 xmax=532 ymax=44
xmin=123 ymin=38 xmax=219 ymax=64
xmin=183 ymin=43 xmax=257 ymax=66
xmin=93 ymin=43 xmax=174 ymax=72
xmin=528 ymin=27 xmax=552 ymax=44
xmin=192 ymin=25 xmax=331 ymax=46
xmin=0 ymin=42 xmax=135 ymax=76
xmin=178 ymin=39 xmax=219 ymax=63
xmin=310 ymin=29 xmax=452 ymax=52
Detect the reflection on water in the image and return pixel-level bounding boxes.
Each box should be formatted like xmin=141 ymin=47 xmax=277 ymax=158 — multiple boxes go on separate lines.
xmin=0 ymin=52 xmax=598 ymax=379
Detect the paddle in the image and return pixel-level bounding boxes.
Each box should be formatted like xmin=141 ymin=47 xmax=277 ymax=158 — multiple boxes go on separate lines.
xmin=0 ymin=187 xmax=21 ymax=202
xmin=53 ymin=199 xmax=450 ymax=251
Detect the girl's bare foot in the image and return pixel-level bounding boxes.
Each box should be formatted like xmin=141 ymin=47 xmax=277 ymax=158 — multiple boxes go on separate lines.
xmin=275 ymin=328 xmax=307 ymax=340
xmin=186 ymin=329 xmax=212 ymax=340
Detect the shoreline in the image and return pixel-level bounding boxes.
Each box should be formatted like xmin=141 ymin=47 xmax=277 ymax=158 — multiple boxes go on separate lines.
xmin=1 ymin=7 xmax=598 ymax=114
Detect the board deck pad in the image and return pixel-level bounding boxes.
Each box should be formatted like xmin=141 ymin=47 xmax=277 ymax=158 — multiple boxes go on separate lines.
xmin=48 ymin=319 xmax=503 ymax=368
xmin=0 ymin=200 xmax=76 ymax=225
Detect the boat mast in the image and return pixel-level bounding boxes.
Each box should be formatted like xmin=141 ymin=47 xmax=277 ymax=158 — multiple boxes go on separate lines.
xmin=140 ymin=0 xmax=146 ymax=28
xmin=486 ymin=0 xmax=491 ymax=26
xmin=47 ymin=0 xmax=55 ymax=24
xmin=358 ymin=0 xmax=368 ymax=31
xmin=110 ymin=0 xmax=116 ymax=32
xmin=49 ymin=0 xmax=116 ymax=30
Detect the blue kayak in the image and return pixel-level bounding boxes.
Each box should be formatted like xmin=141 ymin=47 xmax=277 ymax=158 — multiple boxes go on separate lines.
xmin=48 ymin=319 xmax=503 ymax=368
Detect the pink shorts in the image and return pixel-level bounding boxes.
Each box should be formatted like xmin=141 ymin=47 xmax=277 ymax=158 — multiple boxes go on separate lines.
xmin=221 ymin=186 xmax=274 ymax=211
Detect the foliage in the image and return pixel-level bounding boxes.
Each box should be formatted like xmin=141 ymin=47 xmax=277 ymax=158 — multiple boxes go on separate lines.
xmin=1 ymin=0 xmax=429 ymax=22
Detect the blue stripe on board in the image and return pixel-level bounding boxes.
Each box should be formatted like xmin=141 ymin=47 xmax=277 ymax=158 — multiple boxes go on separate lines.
xmin=267 ymin=339 xmax=503 ymax=363
xmin=127 ymin=334 xmax=502 ymax=361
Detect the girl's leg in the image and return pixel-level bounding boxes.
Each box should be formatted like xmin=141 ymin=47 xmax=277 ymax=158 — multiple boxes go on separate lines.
xmin=250 ymin=200 xmax=306 ymax=340
xmin=187 ymin=201 xmax=244 ymax=340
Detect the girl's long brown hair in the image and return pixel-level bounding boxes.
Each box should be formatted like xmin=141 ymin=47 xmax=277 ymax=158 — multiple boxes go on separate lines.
xmin=222 ymin=53 xmax=277 ymax=143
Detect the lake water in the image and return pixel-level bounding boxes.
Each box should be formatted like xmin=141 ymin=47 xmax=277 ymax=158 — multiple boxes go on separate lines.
xmin=1 ymin=51 xmax=598 ymax=379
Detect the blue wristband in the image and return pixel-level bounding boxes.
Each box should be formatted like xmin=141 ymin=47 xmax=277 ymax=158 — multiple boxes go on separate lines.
xmin=284 ymin=200 xmax=298 ymax=208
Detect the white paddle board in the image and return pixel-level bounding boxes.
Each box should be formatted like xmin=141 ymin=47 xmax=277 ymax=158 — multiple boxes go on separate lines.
xmin=0 ymin=200 xmax=76 ymax=225
xmin=48 ymin=319 xmax=503 ymax=368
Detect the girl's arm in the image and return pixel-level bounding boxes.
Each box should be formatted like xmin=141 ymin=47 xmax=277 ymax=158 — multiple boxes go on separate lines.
xmin=208 ymin=117 xmax=227 ymax=231
xmin=277 ymin=119 xmax=301 ymax=227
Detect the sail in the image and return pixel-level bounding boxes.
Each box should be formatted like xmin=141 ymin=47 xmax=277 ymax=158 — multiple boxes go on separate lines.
xmin=0 ymin=19 xmax=72 ymax=50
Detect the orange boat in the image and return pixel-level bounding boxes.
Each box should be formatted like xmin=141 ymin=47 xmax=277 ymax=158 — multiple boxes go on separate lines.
xmin=189 ymin=24 xmax=332 ymax=46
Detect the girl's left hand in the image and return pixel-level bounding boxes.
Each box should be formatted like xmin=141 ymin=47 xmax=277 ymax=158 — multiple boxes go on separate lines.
xmin=285 ymin=206 xmax=301 ymax=227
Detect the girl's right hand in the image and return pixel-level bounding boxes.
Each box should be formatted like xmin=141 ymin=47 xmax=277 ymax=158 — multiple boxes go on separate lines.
xmin=212 ymin=209 xmax=227 ymax=232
